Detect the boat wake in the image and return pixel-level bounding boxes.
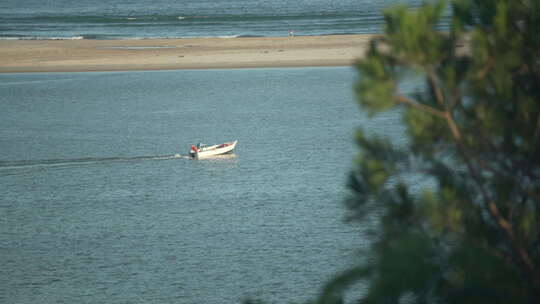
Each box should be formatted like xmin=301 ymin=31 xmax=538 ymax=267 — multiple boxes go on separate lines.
xmin=0 ymin=154 xmax=186 ymax=171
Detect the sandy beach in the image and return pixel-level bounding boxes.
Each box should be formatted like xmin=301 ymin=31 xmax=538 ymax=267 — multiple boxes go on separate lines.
xmin=0 ymin=35 xmax=374 ymax=73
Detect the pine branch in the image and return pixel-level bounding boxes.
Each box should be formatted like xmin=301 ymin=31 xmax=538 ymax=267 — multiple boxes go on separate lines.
xmin=394 ymin=95 xmax=446 ymax=118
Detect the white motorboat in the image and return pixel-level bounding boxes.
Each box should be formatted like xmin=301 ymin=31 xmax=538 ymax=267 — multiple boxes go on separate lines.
xmin=189 ymin=140 xmax=238 ymax=159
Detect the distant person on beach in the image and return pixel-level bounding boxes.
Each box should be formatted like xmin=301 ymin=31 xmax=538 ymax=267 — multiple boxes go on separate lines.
xmin=288 ymin=29 xmax=295 ymax=37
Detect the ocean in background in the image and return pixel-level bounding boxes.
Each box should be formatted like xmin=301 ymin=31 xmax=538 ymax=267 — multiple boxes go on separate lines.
xmin=0 ymin=0 xmax=448 ymax=40
xmin=0 ymin=67 xmax=414 ymax=303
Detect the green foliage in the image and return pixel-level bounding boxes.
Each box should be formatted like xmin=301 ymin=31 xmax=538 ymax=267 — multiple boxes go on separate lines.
xmin=383 ymin=1 xmax=446 ymax=64
xmin=355 ymin=51 xmax=397 ymax=115
xmin=321 ymin=0 xmax=540 ymax=303
xmin=405 ymin=107 xmax=450 ymax=155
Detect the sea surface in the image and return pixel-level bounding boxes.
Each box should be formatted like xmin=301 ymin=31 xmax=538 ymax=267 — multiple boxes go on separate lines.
xmin=0 ymin=67 xmax=411 ymax=304
xmin=0 ymin=0 xmax=447 ymax=40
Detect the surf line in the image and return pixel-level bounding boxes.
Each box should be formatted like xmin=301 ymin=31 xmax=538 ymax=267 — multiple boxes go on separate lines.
xmin=0 ymin=154 xmax=185 ymax=170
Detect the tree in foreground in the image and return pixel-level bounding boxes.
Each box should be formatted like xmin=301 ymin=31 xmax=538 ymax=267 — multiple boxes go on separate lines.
xmin=320 ymin=0 xmax=540 ymax=303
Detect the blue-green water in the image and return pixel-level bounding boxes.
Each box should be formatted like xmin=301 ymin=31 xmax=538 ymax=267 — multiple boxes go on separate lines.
xmin=0 ymin=67 xmax=407 ymax=303
xmin=0 ymin=0 xmax=442 ymax=39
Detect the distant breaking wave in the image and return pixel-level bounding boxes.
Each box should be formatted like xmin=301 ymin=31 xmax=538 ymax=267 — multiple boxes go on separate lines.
xmin=0 ymin=8 xmax=451 ymax=40
xmin=0 ymin=34 xmax=271 ymax=40
xmin=1 ymin=12 xmax=375 ymax=22
xmin=0 ymin=36 xmax=85 ymax=40
xmin=0 ymin=12 xmax=392 ymax=40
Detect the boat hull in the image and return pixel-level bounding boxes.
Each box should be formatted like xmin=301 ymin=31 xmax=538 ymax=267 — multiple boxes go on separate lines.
xmin=190 ymin=140 xmax=237 ymax=159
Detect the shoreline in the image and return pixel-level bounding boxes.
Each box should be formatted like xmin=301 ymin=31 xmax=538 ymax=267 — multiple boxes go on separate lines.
xmin=0 ymin=34 xmax=374 ymax=73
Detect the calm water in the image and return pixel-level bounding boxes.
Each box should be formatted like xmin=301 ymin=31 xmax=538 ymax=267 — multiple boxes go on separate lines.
xmin=0 ymin=0 xmax=440 ymax=39
xmin=0 ymin=67 xmax=408 ymax=304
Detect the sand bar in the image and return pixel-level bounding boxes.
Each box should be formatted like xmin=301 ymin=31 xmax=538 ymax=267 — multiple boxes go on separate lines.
xmin=0 ymin=35 xmax=374 ymax=73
